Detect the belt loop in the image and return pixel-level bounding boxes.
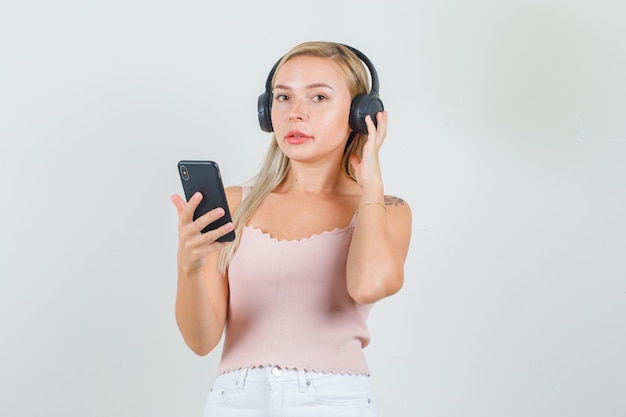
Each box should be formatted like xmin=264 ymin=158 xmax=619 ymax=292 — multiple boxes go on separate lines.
xmin=297 ymin=369 xmax=308 ymax=393
xmin=236 ymin=368 xmax=249 ymax=393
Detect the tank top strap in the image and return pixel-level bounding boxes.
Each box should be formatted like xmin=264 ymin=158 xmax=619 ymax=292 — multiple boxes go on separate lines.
xmin=241 ymin=185 xmax=252 ymax=201
xmin=348 ymin=211 xmax=357 ymax=228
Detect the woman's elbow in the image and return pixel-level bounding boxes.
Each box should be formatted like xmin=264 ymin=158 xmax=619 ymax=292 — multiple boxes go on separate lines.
xmin=185 ymin=338 xmax=219 ymax=357
xmin=349 ymin=269 xmax=404 ymax=304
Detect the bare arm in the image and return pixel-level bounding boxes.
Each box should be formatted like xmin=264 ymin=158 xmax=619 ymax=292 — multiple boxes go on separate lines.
xmin=347 ymin=192 xmax=412 ymax=304
xmin=346 ymin=112 xmax=412 ymax=304
xmin=171 ymin=186 xmax=241 ymax=355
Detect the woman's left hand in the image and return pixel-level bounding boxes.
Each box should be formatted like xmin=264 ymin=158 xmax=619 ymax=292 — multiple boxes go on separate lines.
xmin=349 ymin=111 xmax=388 ymax=188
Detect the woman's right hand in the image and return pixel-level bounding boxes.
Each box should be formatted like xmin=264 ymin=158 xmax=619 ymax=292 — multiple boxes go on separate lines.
xmin=171 ymin=192 xmax=235 ymax=274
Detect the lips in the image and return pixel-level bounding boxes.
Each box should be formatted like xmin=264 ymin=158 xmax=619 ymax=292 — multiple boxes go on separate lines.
xmin=285 ymin=130 xmax=312 ymax=144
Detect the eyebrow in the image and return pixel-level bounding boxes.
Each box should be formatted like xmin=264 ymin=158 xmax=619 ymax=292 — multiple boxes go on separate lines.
xmin=273 ymin=82 xmax=335 ymax=91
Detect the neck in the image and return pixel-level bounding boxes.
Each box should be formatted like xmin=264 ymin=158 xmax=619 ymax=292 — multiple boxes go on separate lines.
xmin=278 ymin=161 xmax=352 ymax=194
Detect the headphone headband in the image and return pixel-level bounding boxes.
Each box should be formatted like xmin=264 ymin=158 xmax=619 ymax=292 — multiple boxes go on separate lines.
xmin=257 ymin=43 xmax=384 ymax=134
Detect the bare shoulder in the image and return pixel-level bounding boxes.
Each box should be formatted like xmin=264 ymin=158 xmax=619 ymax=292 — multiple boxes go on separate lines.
xmin=225 ymin=186 xmax=244 ymax=213
xmin=383 ymin=195 xmax=412 ymax=259
xmin=384 ymin=195 xmax=412 ymax=228
xmin=384 ymin=195 xmax=411 ymax=214
xmin=384 ymin=195 xmax=408 ymax=207
xmin=384 ymin=195 xmax=411 ymax=223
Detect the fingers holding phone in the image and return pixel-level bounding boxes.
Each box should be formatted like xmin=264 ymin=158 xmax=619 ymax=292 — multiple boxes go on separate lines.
xmin=183 ymin=192 xmax=234 ymax=237
xmin=177 ymin=161 xmax=235 ymax=241
xmin=171 ymin=191 xmax=234 ymax=272
xmin=173 ymin=160 xmax=236 ymax=272
xmin=172 ymin=191 xmax=233 ymax=235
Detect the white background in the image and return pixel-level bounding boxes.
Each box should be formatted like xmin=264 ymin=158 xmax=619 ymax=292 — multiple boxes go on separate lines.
xmin=1 ymin=1 xmax=625 ymax=416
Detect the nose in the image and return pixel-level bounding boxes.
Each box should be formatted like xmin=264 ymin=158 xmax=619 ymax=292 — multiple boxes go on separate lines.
xmin=289 ymin=111 xmax=304 ymax=121
xmin=289 ymin=97 xmax=307 ymax=121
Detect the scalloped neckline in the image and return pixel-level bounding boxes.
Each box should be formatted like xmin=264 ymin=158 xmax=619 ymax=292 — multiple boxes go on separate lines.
xmin=244 ymin=224 xmax=353 ymax=243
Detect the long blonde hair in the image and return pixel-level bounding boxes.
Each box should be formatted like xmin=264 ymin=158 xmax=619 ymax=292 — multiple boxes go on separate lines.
xmin=218 ymin=41 xmax=372 ymax=273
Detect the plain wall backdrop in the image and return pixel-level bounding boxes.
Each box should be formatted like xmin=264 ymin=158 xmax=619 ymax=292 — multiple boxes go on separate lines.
xmin=1 ymin=1 xmax=625 ymax=416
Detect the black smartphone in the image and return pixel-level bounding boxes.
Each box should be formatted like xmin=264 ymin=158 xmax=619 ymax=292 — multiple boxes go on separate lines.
xmin=177 ymin=160 xmax=235 ymax=242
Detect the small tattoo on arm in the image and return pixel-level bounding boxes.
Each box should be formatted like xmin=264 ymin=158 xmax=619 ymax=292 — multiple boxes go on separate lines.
xmin=384 ymin=196 xmax=405 ymax=207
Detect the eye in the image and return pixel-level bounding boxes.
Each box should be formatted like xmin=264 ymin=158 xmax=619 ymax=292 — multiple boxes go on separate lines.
xmin=274 ymin=94 xmax=289 ymax=102
xmin=312 ymin=94 xmax=327 ymax=102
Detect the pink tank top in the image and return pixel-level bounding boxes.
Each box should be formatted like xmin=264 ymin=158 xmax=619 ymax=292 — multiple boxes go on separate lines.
xmin=218 ymin=187 xmax=373 ymax=375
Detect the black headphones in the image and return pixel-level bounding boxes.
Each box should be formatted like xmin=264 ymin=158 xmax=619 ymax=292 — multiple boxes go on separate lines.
xmin=257 ymin=44 xmax=384 ymax=134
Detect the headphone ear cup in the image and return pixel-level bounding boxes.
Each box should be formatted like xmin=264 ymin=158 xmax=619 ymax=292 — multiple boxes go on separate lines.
xmin=257 ymin=92 xmax=273 ymax=132
xmin=349 ymin=93 xmax=384 ymax=134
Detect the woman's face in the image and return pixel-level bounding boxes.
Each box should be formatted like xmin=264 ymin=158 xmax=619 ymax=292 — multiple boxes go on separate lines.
xmin=271 ymin=55 xmax=353 ymax=164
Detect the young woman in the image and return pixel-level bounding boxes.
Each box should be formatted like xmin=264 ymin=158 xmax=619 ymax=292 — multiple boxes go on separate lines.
xmin=171 ymin=41 xmax=412 ymax=417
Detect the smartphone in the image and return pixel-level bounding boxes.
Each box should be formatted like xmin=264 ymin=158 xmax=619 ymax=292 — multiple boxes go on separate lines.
xmin=177 ymin=160 xmax=235 ymax=242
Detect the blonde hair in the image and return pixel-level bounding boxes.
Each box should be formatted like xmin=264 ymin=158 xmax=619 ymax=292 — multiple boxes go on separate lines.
xmin=218 ymin=41 xmax=372 ymax=273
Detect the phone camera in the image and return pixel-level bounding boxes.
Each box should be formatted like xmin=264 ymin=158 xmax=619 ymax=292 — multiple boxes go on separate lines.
xmin=180 ymin=165 xmax=190 ymax=180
